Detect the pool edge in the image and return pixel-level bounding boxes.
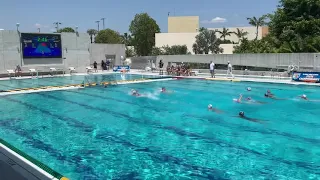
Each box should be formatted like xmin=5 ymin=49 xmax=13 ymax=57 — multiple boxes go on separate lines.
xmin=0 ymin=138 xmax=68 ymax=180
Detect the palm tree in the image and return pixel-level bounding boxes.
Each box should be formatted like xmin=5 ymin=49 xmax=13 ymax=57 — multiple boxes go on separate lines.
xmin=121 ymin=33 xmax=132 ymax=46
xmin=233 ymin=28 xmax=249 ymax=43
xmin=87 ymin=29 xmax=98 ymax=43
xmin=247 ymin=15 xmax=267 ymax=40
xmin=217 ymin=27 xmax=232 ymax=41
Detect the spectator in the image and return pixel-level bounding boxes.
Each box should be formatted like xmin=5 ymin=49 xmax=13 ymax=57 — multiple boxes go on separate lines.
xmin=15 ymin=65 xmax=22 ymax=77
xmin=159 ymin=60 xmax=164 ymax=75
xmin=101 ymin=60 xmax=105 ymax=71
xmin=210 ymin=61 xmax=215 ymax=78
xmin=226 ymin=61 xmax=234 ymax=78
xmin=106 ymin=59 xmax=110 ymax=70
xmin=93 ymin=61 xmax=98 ymax=72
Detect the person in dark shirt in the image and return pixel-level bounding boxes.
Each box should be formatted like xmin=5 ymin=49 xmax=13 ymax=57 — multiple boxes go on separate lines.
xmin=106 ymin=59 xmax=110 ymax=70
xmin=93 ymin=61 xmax=98 ymax=72
xmin=101 ymin=60 xmax=105 ymax=71
xmin=159 ymin=60 xmax=164 ymax=75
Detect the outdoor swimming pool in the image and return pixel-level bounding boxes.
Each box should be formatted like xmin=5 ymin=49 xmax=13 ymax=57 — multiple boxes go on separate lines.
xmin=0 ymin=74 xmax=319 ymax=179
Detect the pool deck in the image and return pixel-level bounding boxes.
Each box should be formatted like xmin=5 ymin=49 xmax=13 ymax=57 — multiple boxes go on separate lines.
xmin=128 ymin=70 xmax=320 ymax=86
xmin=0 ymin=69 xmax=319 ymax=86
xmin=0 ymin=143 xmax=60 ymax=180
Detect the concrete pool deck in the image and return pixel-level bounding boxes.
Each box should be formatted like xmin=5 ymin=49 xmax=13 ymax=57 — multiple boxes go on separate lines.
xmin=0 ymin=143 xmax=64 ymax=180
xmin=128 ymin=70 xmax=320 ymax=86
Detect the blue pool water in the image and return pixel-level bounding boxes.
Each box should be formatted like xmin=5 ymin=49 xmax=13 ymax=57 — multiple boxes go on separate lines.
xmin=0 ymin=75 xmax=319 ymax=179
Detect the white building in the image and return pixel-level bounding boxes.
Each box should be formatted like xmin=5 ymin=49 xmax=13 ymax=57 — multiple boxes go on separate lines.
xmin=155 ymin=16 xmax=269 ymax=54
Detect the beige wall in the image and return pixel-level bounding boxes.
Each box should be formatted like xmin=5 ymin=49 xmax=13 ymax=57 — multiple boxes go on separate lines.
xmin=156 ymin=26 xmax=269 ymax=54
xmin=168 ymin=16 xmax=199 ymax=33
xmin=156 ymin=32 xmax=197 ymax=53
xmin=155 ymin=33 xmax=236 ymax=54
xmin=261 ymin=26 xmax=269 ymax=38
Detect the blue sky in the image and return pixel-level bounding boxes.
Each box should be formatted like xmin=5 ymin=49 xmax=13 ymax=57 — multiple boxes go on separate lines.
xmin=0 ymin=0 xmax=279 ymax=33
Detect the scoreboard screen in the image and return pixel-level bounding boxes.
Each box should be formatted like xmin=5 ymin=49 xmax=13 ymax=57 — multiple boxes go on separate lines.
xmin=21 ymin=33 xmax=62 ymax=58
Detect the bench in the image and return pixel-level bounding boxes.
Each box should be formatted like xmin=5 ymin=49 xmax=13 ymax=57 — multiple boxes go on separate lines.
xmin=69 ymin=67 xmax=76 ymax=74
xmin=86 ymin=67 xmax=93 ymax=73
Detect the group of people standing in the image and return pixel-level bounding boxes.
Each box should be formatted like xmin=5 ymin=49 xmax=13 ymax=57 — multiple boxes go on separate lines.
xmin=92 ymin=60 xmax=111 ymax=72
xmin=209 ymin=61 xmax=234 ymax=78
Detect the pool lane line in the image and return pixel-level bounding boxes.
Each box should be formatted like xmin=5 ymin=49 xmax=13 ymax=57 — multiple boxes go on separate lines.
xmin=166 ymin=78 xmax=302 ymax=92
xmin=0 ymin=78 xmax=176 ymax=96
xmin=32 ymin=92 xmax=320 ymax=173
xmin=184 ymin=114 xmax=320 ymax=145
xmin=1 ymin=98 xmax=231 ymax=179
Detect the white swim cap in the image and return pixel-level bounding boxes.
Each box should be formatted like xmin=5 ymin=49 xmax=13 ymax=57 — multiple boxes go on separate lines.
xmin=247 ymin=87 xmax=251 ymax=91
xmin=302 ymin=94 xmax=307 ymax=98
xmin=208 ymin=104 xmax=212 ymax=108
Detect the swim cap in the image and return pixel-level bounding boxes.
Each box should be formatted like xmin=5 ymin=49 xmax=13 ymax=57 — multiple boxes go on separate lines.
xmin=208 ymin=104 xmax=213 ymax=109
xmin=239 ymin=111 xmax=244 ymax=116
xmin=247 ymin=97 xmax=252 ymax=100
xmin=247 ymin=87 xmax=251 ymax=91
xmin=264 ymin=93 xmax=268 ymax=97
xmin=302 ymin=94 xmax=307 ymax=98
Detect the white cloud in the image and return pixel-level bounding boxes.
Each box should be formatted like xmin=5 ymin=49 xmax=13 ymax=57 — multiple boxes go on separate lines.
xmin=35 ymin=23 xmax=41 ymax=28
xmin=35 ymin=23 xmax=49 ymax=28
xmin=201 ymin=17 xmax=227 ymax=24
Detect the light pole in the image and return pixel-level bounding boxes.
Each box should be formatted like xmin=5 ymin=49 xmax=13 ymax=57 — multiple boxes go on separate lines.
xmin=75 ymin=26 xmax=78 ymax=32
xmin=95 ymin=20 xmax=100 ymax=31
xmin=37 ymin=28 xmax=40 ymax=33
xmin=16 ymin=23 xmax=20 ymax=31
xmin=53 ymin=22 xmax=62 ymax=32
xmin=101 ymin=18 xmax=105 ymax=29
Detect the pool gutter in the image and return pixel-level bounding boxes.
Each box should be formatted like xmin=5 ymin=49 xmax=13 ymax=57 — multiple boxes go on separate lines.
xmin=0 ymin=139 xmax=67 ymax=180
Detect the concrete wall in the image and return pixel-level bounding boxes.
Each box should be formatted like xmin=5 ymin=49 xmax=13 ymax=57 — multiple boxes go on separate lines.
xmin=153 ymin=53 xmax=320 ymax=71
xmin=0 ymin=30 xmax=125 ymax=74
xmin=168 ymin=16 xmax=199 ymax=33
xmin=89 ymin=44 xmax=125 ymax=66
xmin=130 ymin=56 xmax=157 ymax=69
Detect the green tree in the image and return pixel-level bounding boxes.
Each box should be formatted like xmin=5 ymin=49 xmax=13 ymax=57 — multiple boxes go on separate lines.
xmin=247 ymin=16 xmax=267 ymax=39
xmin=151 ymin=45 xmax=190 ymax=55
xmin=233 ymin=28 xmax=249 ymax=43
xmin=235 ymin=0 xmax=320 ymax=53
xmin=217 ymin=27 xmax=232 ymax=41
xmin=94 ymin=28 xmax=122 ymax=44
xmin=129 ymin=13 xmax=160 ymax=56
xmin=162 ymin=45 xmax=190 ymax=55
xmin=268 ymin=0 xmax=320 ymax=52
xmin=87 ymin=29 xmax=98 ymax=43
xmin=57 ymin=27 xmax=75 ymax=33
xmin=192 ymin=27 xmax=223 ymax=54
xmin=121 ymin=33 xmax=133 ymax=46
xmin=126 ymin=48 xmax=135 ymax=57
xmin=151 ymin=47 xmax=164 ymax=56
xmin=269 ymin=0 xmax=320 ymax=42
